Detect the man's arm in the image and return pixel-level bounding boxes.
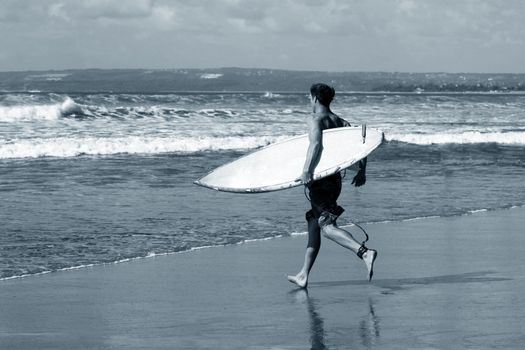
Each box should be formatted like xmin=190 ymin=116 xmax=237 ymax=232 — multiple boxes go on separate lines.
xmin=358 ymin=157 xmax=367 ymax=171
xmin=299 ymin=117 xmax=323 ymax=186
xmin=351 ymin=157 xmax=367 ymax=187
xmin=340 ymin=118 xmax=351 ymax=127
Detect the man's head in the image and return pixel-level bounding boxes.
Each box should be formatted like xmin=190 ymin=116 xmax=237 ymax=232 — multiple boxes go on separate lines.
xmin=310 ymin=83 xmax=335 ymax=107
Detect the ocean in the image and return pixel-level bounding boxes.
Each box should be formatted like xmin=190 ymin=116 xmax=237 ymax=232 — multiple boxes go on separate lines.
xmin=1 ymin=90 xmax=524 ymax=280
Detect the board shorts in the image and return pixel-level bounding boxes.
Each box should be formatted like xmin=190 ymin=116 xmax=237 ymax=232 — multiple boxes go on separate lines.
xmin=306 ymin=173 xmax=345 ymax=227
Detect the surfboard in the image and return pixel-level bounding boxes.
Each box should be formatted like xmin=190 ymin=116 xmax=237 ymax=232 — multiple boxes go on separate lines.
xmin=194 ymin=126 xmax=384 ymax=193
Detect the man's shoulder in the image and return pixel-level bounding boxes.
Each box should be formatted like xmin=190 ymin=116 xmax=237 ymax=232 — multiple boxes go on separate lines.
xmin=330 ymin=113 xmax=351 ymax=127
xmin=307 ymin=114 xmax=324 ymax=126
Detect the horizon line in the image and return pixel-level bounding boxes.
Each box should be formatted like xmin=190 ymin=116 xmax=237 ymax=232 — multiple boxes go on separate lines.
xmin=1 ymin=67 xmax=525 ymax=75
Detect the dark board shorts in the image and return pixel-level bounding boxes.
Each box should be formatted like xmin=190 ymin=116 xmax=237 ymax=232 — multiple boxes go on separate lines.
xmin=306 ymin=173 xmax=345 ymax=227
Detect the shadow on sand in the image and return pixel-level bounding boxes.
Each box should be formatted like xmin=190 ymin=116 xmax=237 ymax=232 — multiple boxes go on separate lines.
xmin=308 ymin=271 xmax=511 ymax=294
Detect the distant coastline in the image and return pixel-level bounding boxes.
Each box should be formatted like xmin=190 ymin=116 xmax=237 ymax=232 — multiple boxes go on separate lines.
xmin=1 ymin=68 xmax=524 ymax=93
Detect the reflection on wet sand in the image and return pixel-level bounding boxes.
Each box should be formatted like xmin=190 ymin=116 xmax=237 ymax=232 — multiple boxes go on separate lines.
xmin=290 ymin=290 xmax=380 ymax=349
xmin=359 ymin=298 xmax=380 ymax=349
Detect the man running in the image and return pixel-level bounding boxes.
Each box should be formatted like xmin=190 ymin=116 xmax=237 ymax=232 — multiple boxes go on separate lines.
xmin=287 ymin=83 xmax=377 ymax=288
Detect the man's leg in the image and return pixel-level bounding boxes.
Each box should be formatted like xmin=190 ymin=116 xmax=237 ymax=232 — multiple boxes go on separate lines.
xmin=320 ymin=224 xmax=361 ymax=252
xmin=322 ymin=223 xmax=378 ymax=281
xmin=288 ymin=211 xmax=321 ymax=288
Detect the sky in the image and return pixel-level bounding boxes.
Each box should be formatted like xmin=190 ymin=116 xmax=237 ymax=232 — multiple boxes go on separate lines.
xmin=1 ymin=0 xmax=524 ymax=73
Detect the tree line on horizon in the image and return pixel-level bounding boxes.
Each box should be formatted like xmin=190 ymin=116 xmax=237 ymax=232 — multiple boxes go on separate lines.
xmin=0 ymin=68 xmax=524 ymax=93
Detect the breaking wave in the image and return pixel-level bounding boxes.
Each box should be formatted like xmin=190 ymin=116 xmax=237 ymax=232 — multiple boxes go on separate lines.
xmin=387 ymin=131 xmax=525 ymax=145
xmin=1 ymin=93 xmax=525 ymax=160
xmin=2 ymin=131 xmax=524 ymax=159
xmin=0 ymin=97 xmax=83 ymax=121
xmin=0 ymin=135 xmax=286 ymax=159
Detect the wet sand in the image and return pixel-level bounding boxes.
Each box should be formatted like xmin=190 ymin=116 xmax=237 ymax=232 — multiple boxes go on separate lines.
xmin=1 ymin=208 xmax=524 ymax=349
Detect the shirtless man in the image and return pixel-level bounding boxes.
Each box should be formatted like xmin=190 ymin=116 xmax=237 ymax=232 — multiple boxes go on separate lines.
xmin=287 ymin=83 xmax=377 ymax=288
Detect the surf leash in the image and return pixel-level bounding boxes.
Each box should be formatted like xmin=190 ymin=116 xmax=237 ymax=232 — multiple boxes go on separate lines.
xmin=348 ymin=219 xmax=369 ymax=245
xmin=302 ymin=123 xmax=370 ymax=244
xmin=303 ymin=188 xmax=369 ymax=245
xmin=303 ymin=185 xmax=310 ymax=201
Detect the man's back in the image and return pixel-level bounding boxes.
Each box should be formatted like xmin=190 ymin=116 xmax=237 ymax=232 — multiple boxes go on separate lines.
xmin=315 ymin=112 xmax=350 ymax=131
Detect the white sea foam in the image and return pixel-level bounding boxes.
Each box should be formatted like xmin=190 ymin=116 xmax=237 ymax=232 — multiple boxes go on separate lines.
xmin=387 ymin=131 xmax=525 ymax=145
xmin=0 ymin=135 xmax=284 ymax=159
xmin=401 ymin=215 xmax=441 ymax=222
xmin=0 ymin=270 xmax=52 ymax=281
xmin=239 ymin=235 xmax=283 ymax=244
xmin=200 ymin=73 xmax=223 ymax=79
xmin=0 ymin=97 xmax=82 ymax=122
xmin=470 ymin=208 xmax=488 ymax=213
xmin=59 ymin=97 xmax=83 ymax=116
xmin=464 ymin=208 xmax=489 ymax=215
xmin=290 ymin=231 xmax=307 ymax=236
xmin=2 ymin=128 xmax=523 ymax=160
xmin=0 ymin=104 xmax=62 ymax=121
xmin=25 ymin=73 xmax=71 ymax=81
xmin=263 ymin=92 xmax=281 ymax=98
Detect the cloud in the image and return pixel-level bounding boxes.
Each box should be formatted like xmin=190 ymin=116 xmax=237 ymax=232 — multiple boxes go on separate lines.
xmin=44 ymin=0 xmax=155 ymax=20
xmin=76 ymin=0 xmax=153 ymax=19
xmin=3 ymin=0 xmax=523 ymax=42
xmin=0 ymin=0 xmax=41 ymax=22
xmin=0 ymin=0 xmax=524 ymax=72
xmin=48 ymin=2 xmax=69 ymax=21
xmin=0 ymin=0 xmax=158 ymax=23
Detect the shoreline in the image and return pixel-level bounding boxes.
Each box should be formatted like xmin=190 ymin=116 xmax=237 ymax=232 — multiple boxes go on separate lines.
xmin=2 ymin=205 xmax=523 ymax=283
xmin=1 ymin=206 xmax=524 ymax=349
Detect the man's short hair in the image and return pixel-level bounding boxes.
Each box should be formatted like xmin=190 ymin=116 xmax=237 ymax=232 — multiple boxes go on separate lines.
xmin=310 ymin=83 xmax=335 ymax=107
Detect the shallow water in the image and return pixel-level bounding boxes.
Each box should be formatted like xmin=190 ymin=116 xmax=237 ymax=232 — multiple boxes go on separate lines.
xmin=1 ymin=92 xmax=524 ymax=279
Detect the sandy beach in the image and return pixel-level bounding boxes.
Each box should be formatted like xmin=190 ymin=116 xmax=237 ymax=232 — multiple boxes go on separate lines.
xmin=1 ymin=207 xmax=524 ymax=349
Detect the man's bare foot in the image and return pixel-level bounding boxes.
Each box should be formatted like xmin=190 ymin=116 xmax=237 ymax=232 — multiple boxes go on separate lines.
xmin=287 ymin=273 xmax=308 ymax=288
xmin=363 ymin=249 xmax=377 ymax=282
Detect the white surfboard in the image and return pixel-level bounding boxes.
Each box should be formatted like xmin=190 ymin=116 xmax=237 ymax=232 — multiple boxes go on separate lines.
xmin=194 ymin=126 xmax=384 ymax=193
